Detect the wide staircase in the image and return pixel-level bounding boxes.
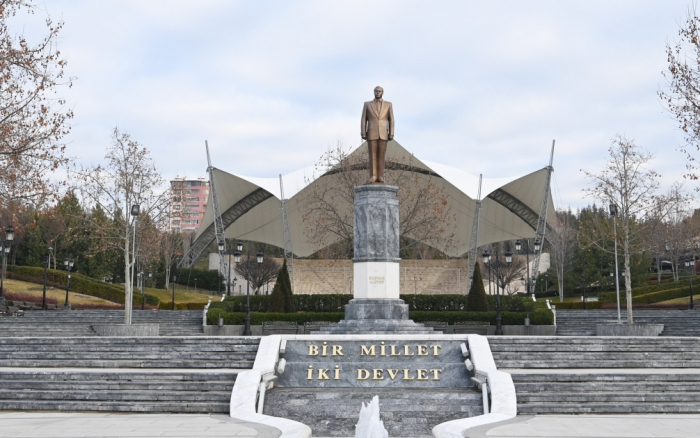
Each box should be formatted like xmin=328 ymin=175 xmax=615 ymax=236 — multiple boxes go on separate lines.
xmin=489 ymin=337 xmax=700 ymax=414
xmin=0 ymin=337 xmax=260 ymax=413
xmin=0 ymin=310 xmax=204 ymax=337
xmin=555 ymin=309 xmax=700 ymax=336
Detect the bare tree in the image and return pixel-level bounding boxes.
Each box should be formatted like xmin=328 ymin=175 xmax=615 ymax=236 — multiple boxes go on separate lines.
xmin=300 ymin=141 xmax=455 ymax=258
xmin=234 ymin=255 xmax=281 ymax=294
xmin=71 ymin=128 xmax=168 ymax=324
xmin=548 ymin=209 xmax=578 ymax=302
xmin=660 ymin=4 xmax=700 ymax=183
xmin=0 ymin=0 xmax=73 ymax=205
xmin=582 ymin=135 xmax=671 ymax=323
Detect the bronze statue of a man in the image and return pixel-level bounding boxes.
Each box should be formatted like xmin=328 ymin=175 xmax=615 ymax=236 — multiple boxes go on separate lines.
xmin=361 ymin=86 xmax=394 ymax=184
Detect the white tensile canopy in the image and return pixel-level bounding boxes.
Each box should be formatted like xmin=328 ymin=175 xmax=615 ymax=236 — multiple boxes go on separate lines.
xmin=187 ymin=140 xmax=555 ymax=263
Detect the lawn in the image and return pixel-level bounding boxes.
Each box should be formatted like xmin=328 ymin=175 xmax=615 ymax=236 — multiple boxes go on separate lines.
xmin=2 ymin=278 xmax=120 ymax=307
xmin=143 ymin=284 xmax=220 ymax=305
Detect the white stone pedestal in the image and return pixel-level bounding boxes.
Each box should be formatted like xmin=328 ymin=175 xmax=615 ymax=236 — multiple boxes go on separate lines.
xmin=353 ymin=261 xmax=400 ymax=299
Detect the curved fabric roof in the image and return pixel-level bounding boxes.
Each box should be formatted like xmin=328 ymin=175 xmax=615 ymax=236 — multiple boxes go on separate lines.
xmin=186 ymin=140 xmax=555 ymax=263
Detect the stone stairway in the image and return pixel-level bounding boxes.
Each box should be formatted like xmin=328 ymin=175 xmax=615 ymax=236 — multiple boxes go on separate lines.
xmin=0 ymin=310 xmax=204 ymax=337
xmin=263 ymin=387 xmax=482 ymax=437
xmin=0 ymin=337 xmax=260 ymax=413
xmin=555 ymin=309 xmax=700 ymax=336
xmin=488 ymin=336 xmax=700 ymax=414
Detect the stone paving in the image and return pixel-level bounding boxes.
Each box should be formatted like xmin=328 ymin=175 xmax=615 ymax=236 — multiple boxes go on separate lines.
xmin=470 ymin=414 xmax=700 ymax=438
xmin=0 ymin=412 xmax=281 ymax=438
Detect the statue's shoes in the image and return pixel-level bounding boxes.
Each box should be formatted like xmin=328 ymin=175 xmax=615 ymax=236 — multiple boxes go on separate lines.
xmin=377 ymin=177 xmax=385 ymax=183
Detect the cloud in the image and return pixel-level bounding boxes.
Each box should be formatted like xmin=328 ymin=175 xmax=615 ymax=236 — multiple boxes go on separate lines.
xmin=22 ymin=0 xmax=695 ymax=210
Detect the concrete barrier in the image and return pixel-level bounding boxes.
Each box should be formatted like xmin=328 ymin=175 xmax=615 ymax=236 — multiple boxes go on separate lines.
xmin=91 ymin=324 xmax=159 ymax=336
xmin=596 ymin=324 xmax=664 ymax=336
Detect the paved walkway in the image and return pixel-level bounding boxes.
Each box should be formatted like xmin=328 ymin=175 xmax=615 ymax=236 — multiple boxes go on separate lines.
xmin=470 ymin=415 xmax=700 ymax=438
xmin=0 ymin=412 xmax=281 ymax=438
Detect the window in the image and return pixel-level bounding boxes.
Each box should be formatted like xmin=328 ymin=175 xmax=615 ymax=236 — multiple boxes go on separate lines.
xmin=182 ymin=220 xmax=199 ymax=225
xmin=186 ymin=197 xmax=199 ymax=202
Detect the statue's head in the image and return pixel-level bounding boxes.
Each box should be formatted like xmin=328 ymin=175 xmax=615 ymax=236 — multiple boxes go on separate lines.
xmin=374 ymin=86 xmax=383 ymax=99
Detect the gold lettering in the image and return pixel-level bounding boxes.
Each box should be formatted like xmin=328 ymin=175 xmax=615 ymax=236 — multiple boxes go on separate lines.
xmin=307 ymin=366 xmax=314 ymax=380
xmin=372 ymin=369 xmax=384 ymax=380
xmin=318 ymin=369 xmax=330 ymax=380
xmin=387 ymin=369 xmax=400 ymax=380
xmin=360 ymin=345 xmax=376 ymax=356
xmin=332 ymin=345 xmax=344 ymax=356
xmin=417 ymin=345 xmax=429 ymax=356
xmin=357 ymin=369 xmax=370 ymax=380
xmin=321 ymin=342 xmax=328 ymax=357
xmin=403 ymin=345 xmax=415 ymax=356
xmin=334 ymin=365 xmax=340 ymax=380
xmin=403 ymin=369 xmax=414 ymax=381
xmin=431 ymin=345 xmax=442 ymax=356
xmin=417 ymin=369 xmax=428 ymax=381
xmin=308 ymin=345 xmax=318 ymax=356
xmin=390 ymin=345 xmax=401 ymax=356
xmin=380 ymin=342 xmax=386 ymax=356
xmin=431 ymin=369 xmax=442 ymax=380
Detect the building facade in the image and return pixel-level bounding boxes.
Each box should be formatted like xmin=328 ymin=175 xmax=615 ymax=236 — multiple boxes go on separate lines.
xmin=170 ymin=177 xmax=210 ymax=233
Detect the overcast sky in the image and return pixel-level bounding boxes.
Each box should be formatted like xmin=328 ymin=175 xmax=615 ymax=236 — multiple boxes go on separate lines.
xmin=19 ymin=0 xmax=697 ymax=210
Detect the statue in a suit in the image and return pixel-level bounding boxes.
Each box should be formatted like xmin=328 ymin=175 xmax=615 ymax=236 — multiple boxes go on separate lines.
xmin=361 ymin=86 xmax=394 ymax=184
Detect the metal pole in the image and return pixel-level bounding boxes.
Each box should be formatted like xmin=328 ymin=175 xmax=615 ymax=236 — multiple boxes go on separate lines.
xmin=525 ymin=240 xmax=530 ymax=295
xmin=227 ymin=252 xmax=231 ymax=296
xmin=141 ymin=272 xmax=145 ymax=310
xmin=689 ymin=260 xmax=694 ymax=310
xmin=613 ymin=217 xmax=621 ymax=324
xmin=42 ymin=255 xmax=49 ymax=310
xmin=127 ymin=217 xmax=137 ymax=325
xmin=244 ymin=252 xmax=252 ymax=336
xmin=172 ymin=276 xmax=176 ymax=310
xmin=0 ymin=244 xmax=6 ymax=305
xmin=495 ymin=252 xmax=503 ymax=336
xmin=64 ymin=269 xmax=71 ymax=308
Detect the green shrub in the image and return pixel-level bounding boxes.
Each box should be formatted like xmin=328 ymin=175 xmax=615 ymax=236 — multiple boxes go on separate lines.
xmin=206 ymin=308 xmax=553 ymax=326
xmin=174 ymin=268 xmax=223 ymax=291
xmin=159 ymin=301 xmax=206 ymax=310
xmin=466 ymin=263 xmax=489 ymax=312
xmin=7 ymin=266 xmax=159 ymax=306
xmin=215 ymin=292 xmax=536 ymax=313
xmin=552 ymin=301 xmax=603 ymax=310
xmin=268 ymin=259 xmax=295 ymax=313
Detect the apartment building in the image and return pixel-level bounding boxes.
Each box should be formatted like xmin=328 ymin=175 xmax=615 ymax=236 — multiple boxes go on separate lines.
xmin=170 ymin=177 xmax=210 ymax=233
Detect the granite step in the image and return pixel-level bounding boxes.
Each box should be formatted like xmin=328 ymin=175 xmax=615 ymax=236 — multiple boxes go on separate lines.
xmin=0 ymin=370 xmax=237 ymax=413
xmin=263 ymin=387 xmax=482 ymax=438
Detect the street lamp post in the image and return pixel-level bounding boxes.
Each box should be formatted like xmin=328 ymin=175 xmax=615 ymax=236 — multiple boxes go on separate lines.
xmin=144 ymin=271 xmax=152 ymax=310
xmin=686 ymin=258 xmax=695 ymax=310
xmin=609 ymin=203 xmax=622 ymax=324
xmin=515 ymin=239 xmax=533 ymax=295
xmin=138 ymin=270 xmax=145 ymax=311
xmin=581 ymin=275 xmax=587 ymax=310
xmin=194 ymin=278 xmax=198 ymax=293
xmin=127 ymin=204 xmax=140 ymax=325
xmin=42 ymin=247 xmax=53 ymax=310
xmin=63 ymin=257 xmax=74 ymax=309
xmin=172 ymin=276 xmax=177 ymax=310
xmin=0 ymin=225 xmax=14 ymax=306
xmin=234 ymin=241 xmax=263 ymax=336
xmin=484 ymin=249 xmax=512 ymax=336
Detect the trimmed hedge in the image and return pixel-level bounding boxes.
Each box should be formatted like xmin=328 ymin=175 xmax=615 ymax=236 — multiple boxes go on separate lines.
xmin=551 ymin=301 xmax=603 ymax=310
xmin=598 ymin=280 xmax=689 ymax=304
xmin=206 ymin=308 xmax=553 ymax=326
xmin=6 ymin=266 xmax=160 ymax=306
xmin=158 ymin=301 xmax=207 ymax=310
xmin=214 ymin=293 xmax=539 ymax=313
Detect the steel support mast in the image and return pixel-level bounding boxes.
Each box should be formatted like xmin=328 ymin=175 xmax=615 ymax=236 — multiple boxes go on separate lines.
xmin=466 ymin=174 xmax=483 ymax=293
xmin=529 ymin=140 xmax=555 ymax=295
xmin=206 ymin=141 xmax=228 ymax=283
xmin=279 ymin=175 xmax=294 ymax=292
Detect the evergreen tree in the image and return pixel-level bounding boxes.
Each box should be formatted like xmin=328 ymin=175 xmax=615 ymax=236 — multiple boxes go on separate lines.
xmin=268 ymin=280 xmax=285 ymax=313
xmin=466 ymin=262 xmax=489 ymax=312
xmin=280 ymin=259 xmax=295 ymax=313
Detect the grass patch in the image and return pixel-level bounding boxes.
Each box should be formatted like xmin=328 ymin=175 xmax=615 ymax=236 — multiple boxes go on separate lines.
xmin=2 ymin=279 xmax=124 ymax=307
